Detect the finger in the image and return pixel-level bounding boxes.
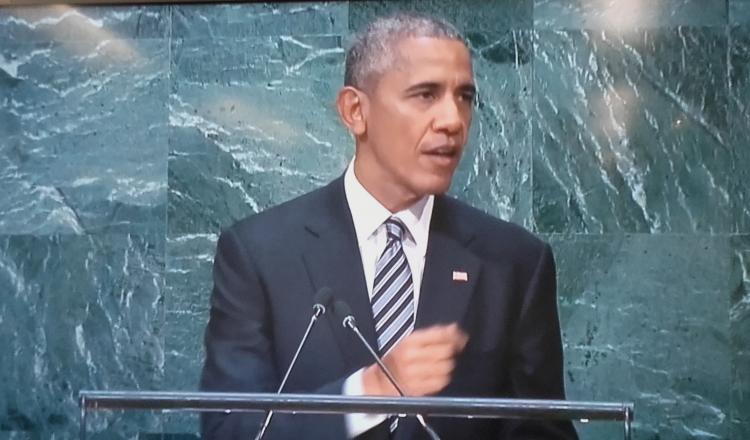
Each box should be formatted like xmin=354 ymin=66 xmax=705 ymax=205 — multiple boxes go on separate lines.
xmin=402 ymin=358 xmax=455 ymax=383
xmin=417 ymin=375 xmax=453 ymax=396
xmin=407 ymin=324 xmax=463 ymax=347
xmin=454 ymin=328 xmax=469 ymax=351
xmin=400 ymin=343 xmax=458 ymax=364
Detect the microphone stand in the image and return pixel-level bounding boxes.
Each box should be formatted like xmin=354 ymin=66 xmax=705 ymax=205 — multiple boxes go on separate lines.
xmin=339 ymin=309 xmax=441 ymax=440
xmin=252 ymin=290 xmax=330 ymax=440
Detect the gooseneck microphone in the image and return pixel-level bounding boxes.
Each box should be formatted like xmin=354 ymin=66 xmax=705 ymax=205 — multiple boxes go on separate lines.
xmin=252 ymin=287 xmax=333 ymax=440
xmin=332 ymin=300 xmax=442 ymax=440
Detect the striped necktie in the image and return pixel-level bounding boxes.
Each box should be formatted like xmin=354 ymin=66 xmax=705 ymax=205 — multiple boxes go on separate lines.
xmin=372 ymin=217 xmax=415 ymax=434
xmin=372 ymin=217 xmax=415 ymax=357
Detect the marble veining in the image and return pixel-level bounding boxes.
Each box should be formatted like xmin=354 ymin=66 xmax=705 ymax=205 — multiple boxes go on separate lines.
xmin=172 ymin=3 xmax=348 ymax=38
xmin=534 ymin=0 xmax=728 ymax=30
xmin=168 ymin=31 xmax=536 ymax=234
xmin=533 ymin=28 xmax=735 ymax=233
xmin=0 ymin=6 xmax=169 ymax=43
xmin=450 ymin=31 xmax=534 ymax=227
xmin=729 ymin=25 xmax=750 ymax=232
xmin=551 ymin=234 xmax=734 ymax=440
xmin=0 ymin=37 xmax=168 ymax=235
xmin=349 ymin=0 xmax=533 ymax=32
xmin=167 ymin=35 xmax=350 ymax=234
xmin=730 ymin=235 xmax=750 ymax=440
xmin=160 ymin=233 xmax=217 ymax=436
xmin=0 ymin=234 xmax=164 ymax=438
xmin=0 ymin=2 xmax=747 ymax=439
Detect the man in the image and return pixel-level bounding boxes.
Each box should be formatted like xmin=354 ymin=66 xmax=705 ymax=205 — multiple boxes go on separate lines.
xmin=200 ymin=13 xmax=578 ymax=440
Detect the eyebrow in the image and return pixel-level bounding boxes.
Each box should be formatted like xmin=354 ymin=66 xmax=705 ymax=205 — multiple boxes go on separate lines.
xmin=458 ymin=83 xmax=477 ymax=96
xmin=404 ymin=82 xmax=441 ymax=93
xmin=403 ymin=81 xmax=477 ymax=95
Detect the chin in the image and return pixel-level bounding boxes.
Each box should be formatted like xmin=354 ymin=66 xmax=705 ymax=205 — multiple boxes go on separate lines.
xmin=414 ymin=176 xmax=453 ymax=196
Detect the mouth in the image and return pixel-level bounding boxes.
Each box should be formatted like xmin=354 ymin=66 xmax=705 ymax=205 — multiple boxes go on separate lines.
xmin=422 ymin=145 xmax=460 ymax=165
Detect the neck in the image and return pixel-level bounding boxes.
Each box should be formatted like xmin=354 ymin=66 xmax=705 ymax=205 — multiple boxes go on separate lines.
xmin=352 ymin=156 xmax=420 ymax=213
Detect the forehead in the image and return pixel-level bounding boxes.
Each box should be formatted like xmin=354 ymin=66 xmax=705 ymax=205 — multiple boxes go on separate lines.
xmin=384 ymin=37 xmax=474 ymax=84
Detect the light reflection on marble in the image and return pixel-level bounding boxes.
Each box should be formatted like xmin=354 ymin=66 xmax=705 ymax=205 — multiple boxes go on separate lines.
xmin=167 ymin=35 xmax=350 ymax=234
xmin=0 ymin=5 xmax=168 ymax=43
xmin=0 ymin=36 xmax=168 ymax=235
xmin=533 ymin=28 xmax=734 ymax=233
xmin=534 ymin=0 xmax=727 ymax=30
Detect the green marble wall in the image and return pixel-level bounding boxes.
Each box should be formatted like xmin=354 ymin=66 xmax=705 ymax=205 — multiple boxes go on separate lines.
xmin=0 ymin=1 xmax=747 ymax=438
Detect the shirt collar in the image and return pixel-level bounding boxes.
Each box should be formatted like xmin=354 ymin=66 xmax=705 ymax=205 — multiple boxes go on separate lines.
xmin=344 ymin=159 xmax=434 ymax=254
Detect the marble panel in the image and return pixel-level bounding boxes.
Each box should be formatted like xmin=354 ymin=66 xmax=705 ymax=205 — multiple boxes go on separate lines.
xmin=730 ymin=235 xmax=750 ymax=440
xmin=163 ymin=233 xmax=216 ymax=391
xmin=449 ymin=31 xmax=533 ymax=227
xmin=349 ymin=0 xmax=533 ymax=33
xmin=0 ymin=234 xmax=164 ymax=438
xmin=0 ymin=5 xmax=169 ymax=44
xmin=172 ymin=2 xmax=348 ymax=39
xmin=161 ymin=233 xmax=217 ymax=435
xmin=729 ymin=26 xmax=750 ymax=232
xmin=159 ymin=414 xmax=201 ymax=439
xmin=731 ymin=0 xmax=750 ymax=26
xmin=168 ymin=35 xmax=350 ymax=235
xmin=0 ymin=38 xmax=168 ymax=235
xmin=550 ymin=234 xmax=734 ymax=440
xmin=534 ymin=0 xmax=727 ymax=30
xmin=533 ymin=28 xmax=734 ymax=233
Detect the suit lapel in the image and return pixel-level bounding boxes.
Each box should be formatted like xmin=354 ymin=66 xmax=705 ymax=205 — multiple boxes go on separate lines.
xmin=396 ymin=196 xmax=482 ymax=440
xmin=301 ymin=176 xmax=379 ymax=369
xmin=416 ymin=195 xmax=482 ymax=329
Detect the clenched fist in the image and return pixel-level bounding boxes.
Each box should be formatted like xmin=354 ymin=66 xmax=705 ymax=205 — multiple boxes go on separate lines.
xmin=362 ymin=323 xmax=468 ymax=397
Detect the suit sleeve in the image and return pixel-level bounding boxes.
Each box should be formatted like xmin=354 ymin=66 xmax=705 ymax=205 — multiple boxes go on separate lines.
xmin=199 ymin=226 xmax=349 ymax=439
xmin=503 ymin=243 xmax=579 ymax=440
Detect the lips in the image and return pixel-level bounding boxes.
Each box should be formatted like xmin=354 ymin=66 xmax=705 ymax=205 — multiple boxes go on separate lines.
xmin=421 ymin=145 xmax=460 ymax=167
xmin=422 ymin=145 xmax=459 ymax=158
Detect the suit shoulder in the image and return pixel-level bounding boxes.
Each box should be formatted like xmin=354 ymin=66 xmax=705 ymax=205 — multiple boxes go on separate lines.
xmin=443 ymin=197 xmax=548 ymax=259
xmin=222 ymin=183 xmax=328 ymax=242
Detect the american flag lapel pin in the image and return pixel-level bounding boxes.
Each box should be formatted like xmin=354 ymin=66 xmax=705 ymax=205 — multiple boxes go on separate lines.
xmin=452 ymin=270 xmax=468 ymax=282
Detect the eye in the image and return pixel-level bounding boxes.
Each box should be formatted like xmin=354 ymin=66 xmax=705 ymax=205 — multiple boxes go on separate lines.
xmin=416 ymin=90 xmax=436 ymax=101
xmin=459 ymin=91 xmax=476 ymax=103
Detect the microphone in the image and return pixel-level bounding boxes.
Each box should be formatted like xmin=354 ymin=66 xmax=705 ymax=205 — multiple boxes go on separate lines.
xmin=332 ymin=300 xmax=442 ymax=440
xmin=252 ymin=287 xmax=333 ymax=440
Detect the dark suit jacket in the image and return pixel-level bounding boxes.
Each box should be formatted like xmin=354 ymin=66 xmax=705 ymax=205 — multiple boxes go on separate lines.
xmin=200 ymin=176 xmax=578 ymax=440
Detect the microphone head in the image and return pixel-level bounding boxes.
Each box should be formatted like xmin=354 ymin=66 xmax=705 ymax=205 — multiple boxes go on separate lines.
xmin=332 ymin=300 xmax=356 ymax=328
xmin=312 ymin=287 xmax=333 ymax=317
xmin=332 ymin=300 xmax=352 ymax=318
xmin=313 ymin=287 xmax=333 ymax=307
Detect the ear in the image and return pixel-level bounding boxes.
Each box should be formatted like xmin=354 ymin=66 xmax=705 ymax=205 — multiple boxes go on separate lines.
xmin=336 ymin=86 xmax=367 ymax=136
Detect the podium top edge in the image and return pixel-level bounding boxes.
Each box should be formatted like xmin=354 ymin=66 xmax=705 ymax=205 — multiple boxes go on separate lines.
xmin=78 ymin=390 xmax=634 ymax=421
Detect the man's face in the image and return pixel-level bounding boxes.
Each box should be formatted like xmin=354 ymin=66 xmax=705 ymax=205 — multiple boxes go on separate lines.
xmin=355 ymin=37 xmax=475 ymax=209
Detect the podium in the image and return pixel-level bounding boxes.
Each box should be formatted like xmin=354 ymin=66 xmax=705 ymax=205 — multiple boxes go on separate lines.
xmin=79 ymin=391 xmax=634 ymax=439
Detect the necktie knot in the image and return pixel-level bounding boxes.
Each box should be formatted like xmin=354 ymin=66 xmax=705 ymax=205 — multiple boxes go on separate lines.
xmin=385 ymin=217 xmax=407 ymax=242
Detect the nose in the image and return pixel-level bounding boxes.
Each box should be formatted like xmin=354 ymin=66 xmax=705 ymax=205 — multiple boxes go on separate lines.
xmin=432 ymin=95 xmax=465 ymax=135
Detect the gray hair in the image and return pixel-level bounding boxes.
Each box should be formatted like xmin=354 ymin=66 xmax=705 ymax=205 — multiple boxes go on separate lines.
xmin=344 ymin=12 xmax=467 ymax=90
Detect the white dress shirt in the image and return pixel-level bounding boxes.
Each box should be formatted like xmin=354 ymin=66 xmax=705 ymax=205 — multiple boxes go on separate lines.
xmin=341 ymin=160 xmax=435 ymax=438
